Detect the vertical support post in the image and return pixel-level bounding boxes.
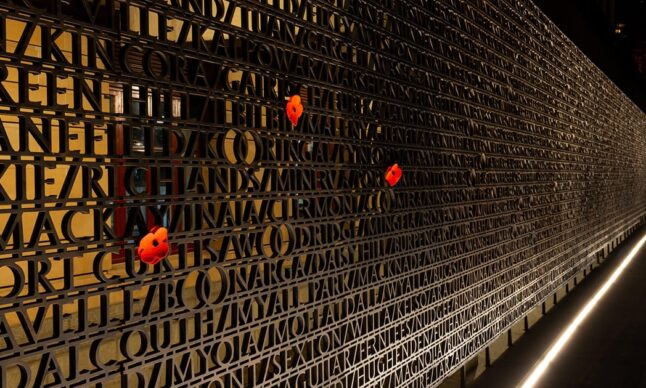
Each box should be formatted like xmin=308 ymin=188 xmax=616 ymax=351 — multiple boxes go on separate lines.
xmin=542 ymin=302 xmax=546 ymax=315
xmin=460 ymin=365 xmax=466 ymax=388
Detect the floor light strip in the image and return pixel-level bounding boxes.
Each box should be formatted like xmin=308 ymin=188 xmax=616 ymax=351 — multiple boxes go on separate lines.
xmin=520 ymin=234 xmax=646 ymax=388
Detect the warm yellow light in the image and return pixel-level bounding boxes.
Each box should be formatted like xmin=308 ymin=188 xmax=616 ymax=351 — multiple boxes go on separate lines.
xmin=520 ymin=233 xmax=646 ymax=388
xmin=615 ymin=23 xmax=626 ymax=34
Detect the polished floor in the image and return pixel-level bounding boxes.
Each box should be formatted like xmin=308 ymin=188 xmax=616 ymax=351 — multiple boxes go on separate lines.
xmin=473 ymin=226 xmax=646 ymax=388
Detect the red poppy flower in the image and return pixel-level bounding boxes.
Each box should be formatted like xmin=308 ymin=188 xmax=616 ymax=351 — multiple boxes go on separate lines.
xmin=286 ymin=95 xmax=303 ymax=126
xmin=385 ymin=164 xmax=402 ymax=187
xmin=137 ymin=226 xmax=169 ymax=265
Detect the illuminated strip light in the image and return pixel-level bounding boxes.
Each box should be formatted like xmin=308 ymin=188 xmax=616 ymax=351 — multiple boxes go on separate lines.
xmin=520 ymin=234 xmax=646 ymax=388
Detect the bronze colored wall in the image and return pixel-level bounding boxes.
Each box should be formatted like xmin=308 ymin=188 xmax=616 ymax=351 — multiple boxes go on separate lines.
xmin=0 ymin=0 xmax=645 ymax=387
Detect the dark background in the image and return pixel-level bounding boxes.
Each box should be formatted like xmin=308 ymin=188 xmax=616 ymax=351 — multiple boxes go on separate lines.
xmin=534 ymin=0 xmax=646 ymax=112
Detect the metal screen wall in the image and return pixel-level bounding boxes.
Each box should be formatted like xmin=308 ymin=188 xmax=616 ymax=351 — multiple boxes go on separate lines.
xmin=0 ymin=0 xmax=645 ymax=387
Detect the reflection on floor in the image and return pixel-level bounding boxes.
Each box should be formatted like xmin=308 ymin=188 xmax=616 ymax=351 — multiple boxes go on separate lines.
xmin=472 ymin=226 xmax=646 ymax=388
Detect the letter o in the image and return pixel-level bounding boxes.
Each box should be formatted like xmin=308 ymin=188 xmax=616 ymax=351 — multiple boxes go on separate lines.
xmin=254 ymin=43 xmax=274 ymax=66
xmin=120 ymin=329 xmax=148 ymax=360
xmin=289 ymin=315 xmax=306 ymax=337
xmin=211 ymin=340 xmax=235 ymax=366
xmin=262 ymin=223 xmax=295 ymax=258
xmin=0 ymin=264 xmax=25 ymax=298
xmin=144 ymin=50 xmax=169 ymax=79
xmin=194 ymin=266 xmax=227 ymax=307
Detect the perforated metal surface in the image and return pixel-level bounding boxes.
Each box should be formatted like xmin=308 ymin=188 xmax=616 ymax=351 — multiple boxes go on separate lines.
xmin=0 ymin=0 xmax=645 ymax=387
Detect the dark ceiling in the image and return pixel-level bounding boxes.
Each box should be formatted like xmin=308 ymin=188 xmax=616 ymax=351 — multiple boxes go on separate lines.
xmin=534 ymin=0 xmax=646 ymax=112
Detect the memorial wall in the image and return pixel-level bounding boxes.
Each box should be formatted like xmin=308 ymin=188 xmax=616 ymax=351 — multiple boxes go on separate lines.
xmin=0 ymin=0 xmax=645 ymax=386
